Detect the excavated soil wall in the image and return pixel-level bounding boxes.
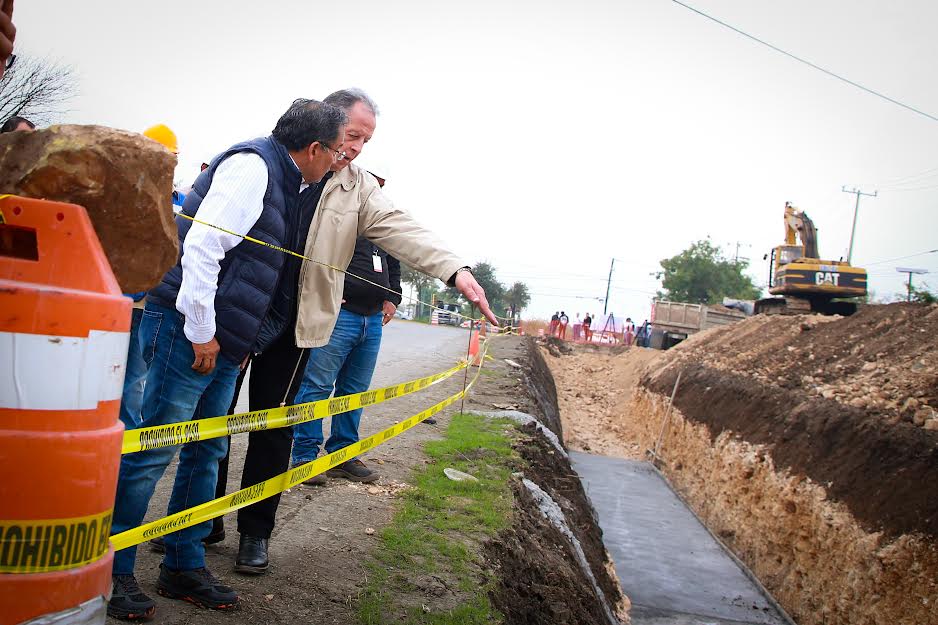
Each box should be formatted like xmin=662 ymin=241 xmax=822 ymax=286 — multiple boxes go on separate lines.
xmin=629 ymin=388 xmax=937 ymax=625
xmin=629 ymin=341 xmax=938 ymax=624
xmin=482 ymin=337 xmax=630 ymax=624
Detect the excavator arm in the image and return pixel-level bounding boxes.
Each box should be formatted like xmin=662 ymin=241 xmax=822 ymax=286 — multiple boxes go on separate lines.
xmin=783 ymin=202 xmax=819 ymax=259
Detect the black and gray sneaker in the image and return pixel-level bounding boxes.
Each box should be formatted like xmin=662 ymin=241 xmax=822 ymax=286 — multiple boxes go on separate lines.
xmin=291 ymin=461 xmax=327 ymax=486
xmin=155 ymin=564 xmax=239 ymax=610
xmin=107 ymin=574 xmax=156 ymax=620
xmin=326 ymin=459 xmax=379 ymax=483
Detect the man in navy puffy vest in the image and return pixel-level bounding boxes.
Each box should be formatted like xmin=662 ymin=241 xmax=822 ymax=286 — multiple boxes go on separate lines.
xmin=107 ymin=99 xmax=348 ymax=620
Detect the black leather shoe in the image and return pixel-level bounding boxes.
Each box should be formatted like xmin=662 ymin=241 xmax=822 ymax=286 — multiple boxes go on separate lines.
xmin=327 ymin=459 xmax=379 ymax=483
xmin=234 ymin=534 xmax=269 ymax=575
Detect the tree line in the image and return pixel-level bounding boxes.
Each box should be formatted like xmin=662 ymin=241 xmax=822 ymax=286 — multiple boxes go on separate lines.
xmin=400 ymin=261 xmax=530 ymax=322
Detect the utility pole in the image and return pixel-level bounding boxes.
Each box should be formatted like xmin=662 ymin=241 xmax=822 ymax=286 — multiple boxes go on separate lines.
xmin=732 ymin=241 xmax=750 ymax=265
xmin=603 ymin=258 xmax=615 ymax=315
xmin=842 ymin=186 xmax=877 ymax=264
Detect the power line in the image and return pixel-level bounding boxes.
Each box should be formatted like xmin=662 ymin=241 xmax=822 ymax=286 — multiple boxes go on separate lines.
xmin=872 ymin=165 xmax=938 ymax=188
xmin=864 ymin=248 xmax=938 ymax=267
xmin=881 ymin=182 xmax=938 ymax=193
xmin=671 ymin=0 xmax=938 ymax=124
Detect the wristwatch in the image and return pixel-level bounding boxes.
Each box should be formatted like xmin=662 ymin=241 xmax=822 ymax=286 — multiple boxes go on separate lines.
xmin=448 ymin=266 xmax=472 ymax=287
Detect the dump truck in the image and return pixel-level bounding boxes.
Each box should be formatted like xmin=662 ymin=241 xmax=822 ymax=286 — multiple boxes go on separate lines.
xmin=648 ymin=299 xmax=747 ymax=349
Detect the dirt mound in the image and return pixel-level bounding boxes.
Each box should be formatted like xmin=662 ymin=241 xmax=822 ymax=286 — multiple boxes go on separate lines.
xmin=540 ymin=343 xmax=662 ymax=457
xmin=659 ymin=302 xmax=938 ymax=430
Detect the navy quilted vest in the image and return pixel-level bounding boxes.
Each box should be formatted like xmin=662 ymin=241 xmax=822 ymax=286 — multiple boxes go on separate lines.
xmin=148 ymin=136 xmax=302 ymax=363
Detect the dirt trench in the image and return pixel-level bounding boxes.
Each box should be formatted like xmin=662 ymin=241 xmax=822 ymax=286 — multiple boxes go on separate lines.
xmin=476 ymin=337 xmax=630 ymax=625
xmin=541 ymin=303 xmax=938 ymax=625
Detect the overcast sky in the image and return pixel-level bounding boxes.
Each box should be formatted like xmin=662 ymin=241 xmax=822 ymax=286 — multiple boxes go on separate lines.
xmin=17 ymin=0 xmax=938 ymax=320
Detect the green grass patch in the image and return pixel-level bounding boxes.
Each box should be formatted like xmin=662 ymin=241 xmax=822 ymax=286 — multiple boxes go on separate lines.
xmin=357 ymin=412 xmax=518 ymax=625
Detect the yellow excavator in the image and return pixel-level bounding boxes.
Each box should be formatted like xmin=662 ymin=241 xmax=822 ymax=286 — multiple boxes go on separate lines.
xmin=755 ymin=202 xmax=867 ymax=315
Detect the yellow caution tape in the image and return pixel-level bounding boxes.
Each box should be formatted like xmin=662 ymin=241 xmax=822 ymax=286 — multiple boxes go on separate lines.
xmin=123 ymin=362 xmax=466 ymax=455
xmin=110 ymin=348 xmax=488 ymax=552
xmin=0 ymin=509 xmax=113 ymax=574
xmin=176 ymin=212 xmax=490 ymax=322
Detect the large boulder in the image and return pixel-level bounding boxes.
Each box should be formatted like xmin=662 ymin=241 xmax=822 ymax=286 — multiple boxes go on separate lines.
xmin=0 ymin=124 xmax=179 ymax=292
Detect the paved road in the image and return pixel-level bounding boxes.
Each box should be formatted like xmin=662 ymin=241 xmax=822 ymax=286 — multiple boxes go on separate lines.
xmin=571 ymin=452 xmax=788 ymax=625
xmin=234 ymin=320 xmax=468 ymax=413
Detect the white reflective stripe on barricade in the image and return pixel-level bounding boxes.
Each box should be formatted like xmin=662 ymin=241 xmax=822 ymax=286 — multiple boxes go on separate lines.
xmin=0 ymin=330 xmax=130 ymax=410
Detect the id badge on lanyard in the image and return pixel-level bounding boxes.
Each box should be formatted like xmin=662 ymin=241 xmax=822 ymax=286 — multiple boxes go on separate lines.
xmin=372 ymin=250 xmax=383 ymax=273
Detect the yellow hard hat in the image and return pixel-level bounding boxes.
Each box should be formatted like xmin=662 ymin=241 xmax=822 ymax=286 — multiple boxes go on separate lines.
xmin=143 ymin=124 xmax=179 ymax=154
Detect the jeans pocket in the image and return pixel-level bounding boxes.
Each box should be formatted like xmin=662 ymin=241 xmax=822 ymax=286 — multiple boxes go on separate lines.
xmin=140 ymin=309 xmax=163 ymax=366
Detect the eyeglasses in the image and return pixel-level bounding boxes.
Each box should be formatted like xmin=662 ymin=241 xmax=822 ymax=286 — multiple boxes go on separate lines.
xmin=4 ymin=54 xmax=15 ymax=71
xmin=321 ymin=143 xmax=347 ymax=162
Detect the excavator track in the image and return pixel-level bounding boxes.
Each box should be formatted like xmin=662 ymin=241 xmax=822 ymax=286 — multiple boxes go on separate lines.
xmin=754 ymin=296 xmax=857 ymax=316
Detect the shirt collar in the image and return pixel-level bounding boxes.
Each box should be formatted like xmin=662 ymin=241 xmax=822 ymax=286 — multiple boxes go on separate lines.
xmin=288 ymin=154 xmax=309 ymax=192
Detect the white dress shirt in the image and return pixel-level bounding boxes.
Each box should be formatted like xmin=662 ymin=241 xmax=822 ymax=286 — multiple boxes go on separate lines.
xmin=176 ymin=150 xmax=308 ymax=345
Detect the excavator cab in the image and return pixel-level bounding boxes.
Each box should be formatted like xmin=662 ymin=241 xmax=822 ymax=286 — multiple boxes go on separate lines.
xmin=756 ymin=203 xmax=867 ymax=315
xmin=774 ymin=244 xmax=805 ymax=269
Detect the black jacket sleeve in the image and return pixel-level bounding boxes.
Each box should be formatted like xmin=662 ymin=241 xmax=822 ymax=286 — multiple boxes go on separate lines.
xmin=387 ymin=254 xmax=403 ymax=307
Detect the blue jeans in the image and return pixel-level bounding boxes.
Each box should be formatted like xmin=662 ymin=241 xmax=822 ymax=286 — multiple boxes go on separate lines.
xmin=119 ymin=308 xmax=148 ymax=429
xmin=111 ymin=303 xmax=240 ymax=574
xmin=291 ymin=309 xmax=383 ymax=464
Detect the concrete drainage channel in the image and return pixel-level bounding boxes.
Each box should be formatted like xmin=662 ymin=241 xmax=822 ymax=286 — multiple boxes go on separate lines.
xmin=496 ymin=338 xmax=791 ymax=625
xmin=571 ymin=453 xmax=791 ymax=625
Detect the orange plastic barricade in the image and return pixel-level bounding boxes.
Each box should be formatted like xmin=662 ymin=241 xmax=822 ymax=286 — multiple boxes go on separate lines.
xmin=0 ymin=197 xmax=130 ymax=625
xmin=468 ymin=327 xmax=481 ymax=367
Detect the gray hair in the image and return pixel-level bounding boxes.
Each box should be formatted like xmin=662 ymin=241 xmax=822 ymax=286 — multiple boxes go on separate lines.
xmin=324 ymin=88 xmax=380 ymax=116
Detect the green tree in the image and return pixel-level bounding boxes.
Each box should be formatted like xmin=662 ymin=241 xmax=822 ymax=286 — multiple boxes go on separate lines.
xmin=400 ymin=263 xmax=435 ymax=319
xmin=656 ymin=239 xmax=761 ymax=304
xmin=505 ymin=281 xmax=531 ymax=321
xmin=470 ymin=261 xmax=507 ymax=317
xmin=908 ymin=283 xmax=938 ymax=304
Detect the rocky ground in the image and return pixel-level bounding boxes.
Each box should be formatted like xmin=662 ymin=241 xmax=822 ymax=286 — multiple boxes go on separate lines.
xmin=540 ymin=340 xmax=661 ymax=458
xmin=658 ymin=302 xmax=938 ymax=430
